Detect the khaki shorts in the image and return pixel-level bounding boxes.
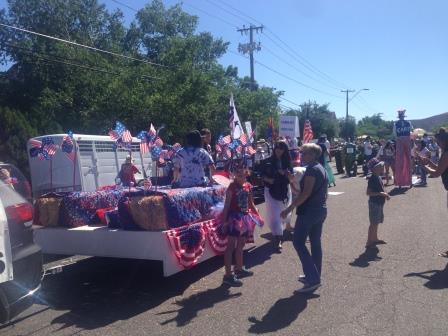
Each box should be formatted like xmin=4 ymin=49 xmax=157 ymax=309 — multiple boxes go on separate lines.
xmin=369 ymin=201 xmax=384 ymax=225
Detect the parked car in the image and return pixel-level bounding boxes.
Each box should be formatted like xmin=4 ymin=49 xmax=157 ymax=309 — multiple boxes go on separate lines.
xmin=0 ymin=163 xmax=42 ymax=324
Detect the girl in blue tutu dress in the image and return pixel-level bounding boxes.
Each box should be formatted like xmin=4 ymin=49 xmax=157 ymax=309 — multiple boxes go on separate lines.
xmin=220 ymin=165 xmax=264 ymax=287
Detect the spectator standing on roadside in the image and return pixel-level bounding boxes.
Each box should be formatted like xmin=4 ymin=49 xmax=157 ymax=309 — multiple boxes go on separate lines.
xmin=263 ymin=141 xmax=293 ymax=253
xmin=280 ymin=143 xmax=328 ymax=294
xmin=423 ymin=128 xmax=448 ymax=258
xmin=363 ymin=136 xmax=374 ymax=176
xmin=365 ymin=158 xmax=390 ymax=248
xmin=413 ymin=139 xmax=431 ymax=186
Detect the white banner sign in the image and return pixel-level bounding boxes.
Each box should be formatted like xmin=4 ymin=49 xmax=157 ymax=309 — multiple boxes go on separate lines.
xmin=244 ymin=121 xmax=253 ymax=142
xmin=279 ymin=115 xmax=300 ymax=139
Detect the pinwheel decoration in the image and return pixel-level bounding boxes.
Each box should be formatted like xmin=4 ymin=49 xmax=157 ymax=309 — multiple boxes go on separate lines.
xmin=158 ymin=143 xmax=182 ymax=164
xmin=215 ymin=135 xmax=232 ymax=159
xmin=61 ymin=131 xmax=76 ymax=161
xmin=109 ymin=121 xmax=133 ymax=150
xmin=215 ymin=134 xmax=256 ymax=160
xmin=137 ymin=123 xmax=165 ymax=161
xmin=29 ymin=137 xmax=58 ymax=160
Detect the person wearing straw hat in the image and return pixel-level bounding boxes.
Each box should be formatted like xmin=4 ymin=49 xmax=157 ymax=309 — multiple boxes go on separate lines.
xmin=393 ymin=109 xmax=413 ymax=188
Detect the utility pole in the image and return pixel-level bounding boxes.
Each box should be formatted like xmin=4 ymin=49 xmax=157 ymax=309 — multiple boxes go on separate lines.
xmin=341 ymin=89 xmax=355 ymax=123
xmin=237 ymin=24 xmax=263 ymax=91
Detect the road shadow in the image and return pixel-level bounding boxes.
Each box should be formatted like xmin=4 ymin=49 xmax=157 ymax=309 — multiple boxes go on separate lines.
xmin=42 ymin=255 xmax=224 ymax=331
xmin=389 ymin=187 xmax=409 ymax=196
xmin=403 ymin=263 xmax=448 ymax=290
xmin=244 ymin=242 xmax=275 ymax=268
xmin=349 ymin=247 xmax=382 ymax=268
xmin=248 ymin=292 xmax=319 ymax=334
xmin=157 ymin=285 xmax=241 ymax=327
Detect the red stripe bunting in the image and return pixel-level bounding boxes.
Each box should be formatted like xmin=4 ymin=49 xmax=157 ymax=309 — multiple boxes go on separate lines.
xmin=164 ymin=219 xmax=228 ymax=269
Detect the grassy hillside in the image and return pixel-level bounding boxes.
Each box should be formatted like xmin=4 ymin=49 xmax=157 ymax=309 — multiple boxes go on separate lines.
xmin=409 ymin=112 xmax=448 ymax=131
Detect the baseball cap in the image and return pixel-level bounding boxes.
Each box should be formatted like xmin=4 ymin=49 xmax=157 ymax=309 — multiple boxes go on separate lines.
xmin=367 ymin=158 xmax=384 ymax=171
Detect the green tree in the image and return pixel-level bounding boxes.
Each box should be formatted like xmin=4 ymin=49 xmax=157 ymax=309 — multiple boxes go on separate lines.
xmin=339 ymin=116 xmax=357 ymax=140
xmin=285 ymin=101 xmax=339 ymax=140
xmin=357 ymin=114 xmax=393 ymax=139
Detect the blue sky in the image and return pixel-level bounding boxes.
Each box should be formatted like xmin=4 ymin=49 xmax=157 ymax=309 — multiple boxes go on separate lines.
xmin=1 ymin=0 xmax=447 ymax=121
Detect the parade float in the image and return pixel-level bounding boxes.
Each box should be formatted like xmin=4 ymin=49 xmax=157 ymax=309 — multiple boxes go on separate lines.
xmin=29 ymin=122 xmax=259 ymax=276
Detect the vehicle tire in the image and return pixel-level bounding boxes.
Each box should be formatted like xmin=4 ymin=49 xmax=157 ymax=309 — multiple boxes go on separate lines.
xmin=0 ymin=286 xmax=10 ymax=324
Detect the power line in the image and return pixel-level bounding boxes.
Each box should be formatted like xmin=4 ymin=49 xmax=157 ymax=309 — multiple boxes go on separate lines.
xmin=355 ymin=95 xmax=383 ymax=115
xmin=110 ymin=0 xmax=137 ymax=12
xmin=231 ymin=50 xmax=342 ymax=98
xmin=262 ymin=44 xmax=341 ymax=91
xmin=0 ymin=23 xmax=171 ymax=69
xmin=204 ymin=0 xmax=248 ymax=24
xmin=209 ymin=0 xmax=264 ymax=26
xmin=264 ymin=28 xmax=349 ymax=89
xmin=181 ymin=1 xmax=240 ymax=28
xmin=279 ymin=97 xmax=302 ymax=108
xmin=202 ymin=0 xmax=349 ymax=89
xmin=3 ymin=43 xmax=160 ymax=80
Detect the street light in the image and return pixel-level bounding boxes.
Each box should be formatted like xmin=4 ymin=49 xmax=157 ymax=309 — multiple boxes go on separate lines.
xmin=341 ymin=88 xmax=369 ymax=140
xmin=341 ymin=88 xmax=370 ymax=122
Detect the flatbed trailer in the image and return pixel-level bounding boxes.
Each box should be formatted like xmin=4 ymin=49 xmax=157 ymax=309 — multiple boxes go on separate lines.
xmin=33 ymin=225 xmax=220 ymax=277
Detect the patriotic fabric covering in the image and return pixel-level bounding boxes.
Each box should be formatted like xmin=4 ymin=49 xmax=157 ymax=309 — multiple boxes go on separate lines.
xmin=29 ymin=137 xmax=58 ymax=160
xmin=109 ymin=121 xmax=133 ymax=149
xmin=165 ymin=219 xmax=228 ymax=269
xmin=61 ymin=131 xmax=76 ymax=161
xmin=166 ymin=222 xmax=206 ymax=268
xmin=116 ymin=185 xmax=226 ymax=230
xmin=58 ymin=189 xmax=127 ymax=227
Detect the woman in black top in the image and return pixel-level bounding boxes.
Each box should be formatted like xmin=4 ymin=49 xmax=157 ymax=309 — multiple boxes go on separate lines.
xmin=281 ymin=143 xmax=328 ymax=293
xmin=263 ymin=141 xmax=293 ymax=252
xmin=423 ymin=128 xmax=448 ymax=257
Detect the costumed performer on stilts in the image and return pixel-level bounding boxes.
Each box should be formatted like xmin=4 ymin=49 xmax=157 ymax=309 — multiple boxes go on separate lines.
xmin=393 ymin=109 xmax=413 ymax=188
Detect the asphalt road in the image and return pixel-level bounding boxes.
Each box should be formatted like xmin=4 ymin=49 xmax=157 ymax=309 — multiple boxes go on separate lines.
xmin=2 ymin=171 xmax=448 ymax=336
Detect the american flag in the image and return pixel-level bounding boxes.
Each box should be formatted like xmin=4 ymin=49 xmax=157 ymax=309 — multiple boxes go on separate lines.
xmin=246 ymin=146 xmax=256 ymax=156
xmin=115 ymin=121 xmax=132 ymax=143
xmin=267 ymin=117 xmax=275 ymax=140
xmin=30 ymin=138 xmax=57 ymax=160
xmin=303 ymin=120 xmax=314 ymax=143
xmin=62 ymin=133 xmax=76 ymax=161
xmin=149 ymin=123 xmax=157 ymax=137
xmin=41 ymin=137 xmax=58 ymax=157
xmin=109 ymin=129 xmax=120 ymax=141
xmin=122 ymin=130 xmax=133 ymax=143
xmin=219 ymin=135 xmax=232 ymax=146
xmin=140 ymin=141 xmax=149 ymax=154
xmin=239 ymin=133 xmax=248 ymax=146
xmin=110 ymin=121 xmax=132 ymax=144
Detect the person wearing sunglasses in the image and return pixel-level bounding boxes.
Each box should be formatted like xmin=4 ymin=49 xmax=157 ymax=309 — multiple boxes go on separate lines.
xmin=281 ymin=143 xmax=328 ymax=293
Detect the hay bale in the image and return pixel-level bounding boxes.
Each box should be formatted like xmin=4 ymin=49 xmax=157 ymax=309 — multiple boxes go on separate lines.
xmin=34 ymin=197 xmax=62 ymax=227
xmin=128 ymin=196 xmax=169 ymax=231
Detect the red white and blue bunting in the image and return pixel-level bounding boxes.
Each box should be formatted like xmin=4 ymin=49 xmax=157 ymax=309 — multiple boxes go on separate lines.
xmin=165 ymin=219 xmax=228 ymax=269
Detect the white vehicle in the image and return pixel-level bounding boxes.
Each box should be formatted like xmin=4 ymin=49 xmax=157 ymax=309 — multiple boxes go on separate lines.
xmin=28 ymin=134 xmax=220 ymax=277
xmin=0 ymin=163 xmax=42 ymax=324
xmin=27 ymin=134 xmax=154 ymax=197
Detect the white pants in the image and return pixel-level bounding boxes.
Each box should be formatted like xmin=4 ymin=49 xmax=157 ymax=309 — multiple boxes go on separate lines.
xmin=264 ymin=187 xmax=292 ymax=236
